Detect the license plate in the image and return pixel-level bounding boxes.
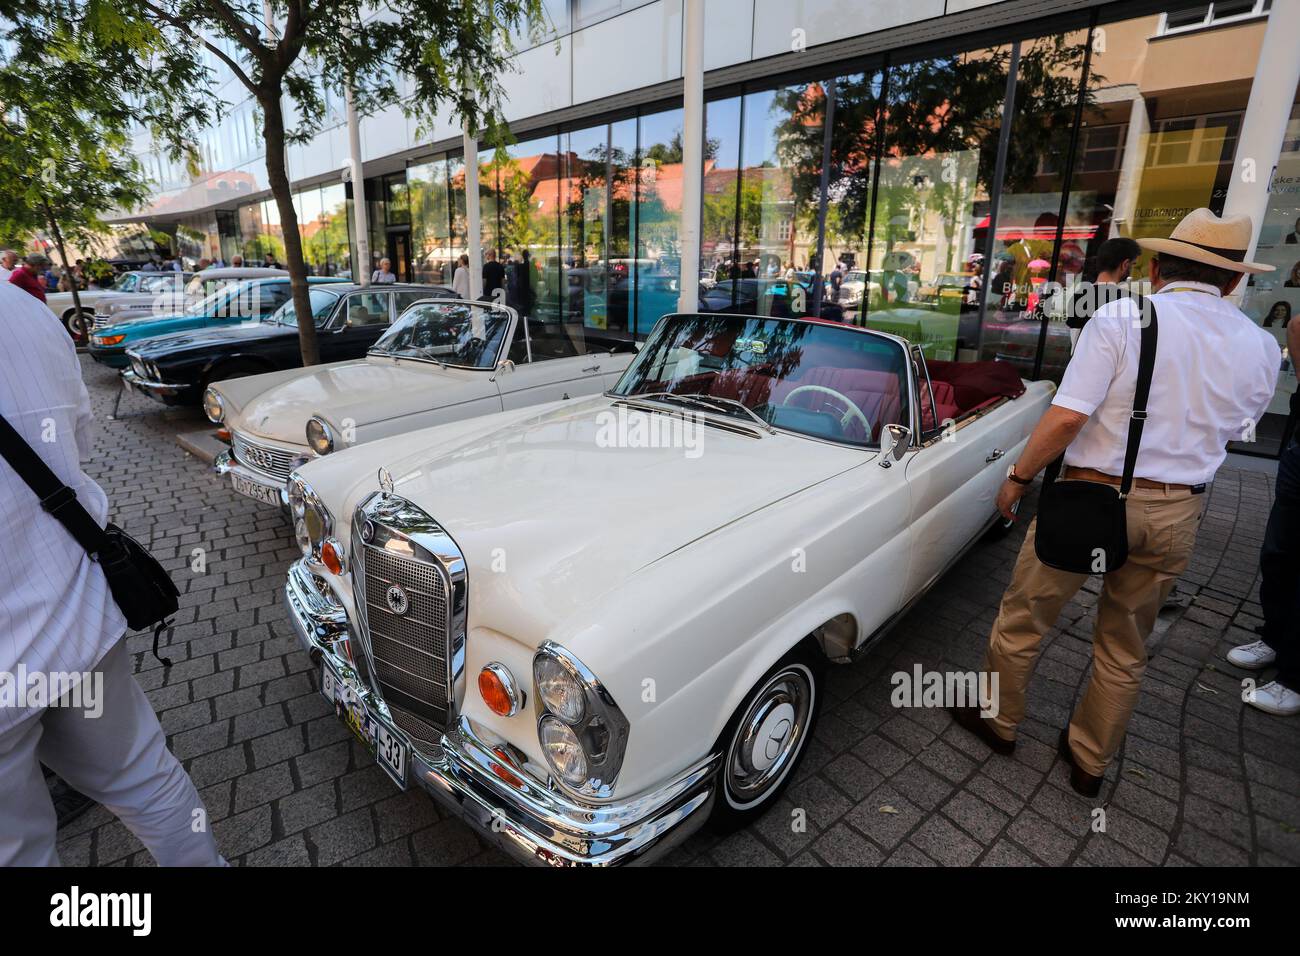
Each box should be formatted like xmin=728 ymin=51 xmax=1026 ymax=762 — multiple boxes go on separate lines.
xmin=231 ymin=473 xmax=281 ymax=506
xmin=320 ymin=659 xmax=408 ymax=789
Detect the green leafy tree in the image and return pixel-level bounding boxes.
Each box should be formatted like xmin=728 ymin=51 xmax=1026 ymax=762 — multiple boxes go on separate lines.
xmin=0 ymin=6 xmax=213 ymax=325
xmin=56 ymin=0 xmax=546 ymax=365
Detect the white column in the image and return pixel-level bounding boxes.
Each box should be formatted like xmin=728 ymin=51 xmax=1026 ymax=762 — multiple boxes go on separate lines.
xmin=346 ymin=80 xmax=370 ymax=287
xmin=677 ymin=0 xmax=705 ymax=314
xmin=463 ymin=123 xmax=483 ymax=302
xmin=1222 ymin=0 xmax=1300 ymax=275
xmin=1111 ymin=90 xmax=1149 ymax=238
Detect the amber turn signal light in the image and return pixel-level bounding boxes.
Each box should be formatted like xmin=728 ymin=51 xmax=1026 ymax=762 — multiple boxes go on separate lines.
xmin=320 ymin=538 xmax=345 ymax=575
xmin=479 ymin=663 xmax=523 ymax=717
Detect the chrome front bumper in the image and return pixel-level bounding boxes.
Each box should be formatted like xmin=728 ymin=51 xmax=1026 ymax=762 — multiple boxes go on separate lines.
xmin=213 ymin=449 xmax=290 ymax=509
xmin=284 ymin=561 xmax=719 ymax=866
xmin=121 ymin=368 xmax=189 ymax=401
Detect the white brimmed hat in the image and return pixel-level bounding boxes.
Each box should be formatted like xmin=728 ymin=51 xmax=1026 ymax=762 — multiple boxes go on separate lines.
xmin=1137 ymin=208 xmax=1273 ymax=274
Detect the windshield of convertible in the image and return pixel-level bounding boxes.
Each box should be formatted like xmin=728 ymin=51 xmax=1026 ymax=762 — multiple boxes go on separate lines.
xmin=612 ymin=315 xmax=909 ymax=447
xmin=369 ymin=301 xmax=510 ymax=369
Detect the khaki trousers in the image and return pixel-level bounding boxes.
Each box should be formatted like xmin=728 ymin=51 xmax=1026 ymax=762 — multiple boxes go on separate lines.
xmin=984 ymin=484 xmax=1205 ymax=776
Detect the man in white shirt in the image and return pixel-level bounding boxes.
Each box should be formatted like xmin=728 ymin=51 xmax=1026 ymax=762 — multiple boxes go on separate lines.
xmin=952 ymin=209 xmax=1280 ymax=797
xmin=0 ymin=282 xmax=224 ymax=866
xmin=0 ymin=249 xmax=17 ymax=281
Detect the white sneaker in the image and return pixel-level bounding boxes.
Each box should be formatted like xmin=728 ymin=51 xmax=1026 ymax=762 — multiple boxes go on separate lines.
xmin=1247 ymin=681 xmax=1300 ymax=717
xmin=1227 ymin=640 xmax=1277 ymax=670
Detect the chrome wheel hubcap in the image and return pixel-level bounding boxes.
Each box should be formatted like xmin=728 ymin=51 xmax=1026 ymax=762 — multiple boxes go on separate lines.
xmin=726 ymin=664 xmax=813 ymax=809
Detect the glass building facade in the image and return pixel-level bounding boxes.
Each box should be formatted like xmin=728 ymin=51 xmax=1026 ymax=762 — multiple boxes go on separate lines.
xmin=148 ymin=0 xmax=1299 ymax=456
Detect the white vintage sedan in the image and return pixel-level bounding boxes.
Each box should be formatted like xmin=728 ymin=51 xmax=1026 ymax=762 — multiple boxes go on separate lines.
xmin=282 ymin=312 xmax=1053 ymax=865
xmin=206 ymin=300 xmax=636 ymax=508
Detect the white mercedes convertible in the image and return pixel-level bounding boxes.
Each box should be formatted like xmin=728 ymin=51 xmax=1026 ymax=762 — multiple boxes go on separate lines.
xmin=282 ymin=311 xmax=1053 ymax=865
xmin=204 ymin=300 xmax=636 ymax=508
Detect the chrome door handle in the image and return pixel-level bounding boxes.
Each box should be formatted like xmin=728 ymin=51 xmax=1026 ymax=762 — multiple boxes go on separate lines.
xmin=583 ymin=364 xmax=601 ymax=373
xmin=986 ymin=448 xmax=1005 ymax=462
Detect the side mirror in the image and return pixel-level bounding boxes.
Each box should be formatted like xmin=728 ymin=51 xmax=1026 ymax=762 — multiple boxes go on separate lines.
xmin=490 ymin=358 xmax=515 ymax=383
xmin=879 ymin=423 xmax=912 ymax=467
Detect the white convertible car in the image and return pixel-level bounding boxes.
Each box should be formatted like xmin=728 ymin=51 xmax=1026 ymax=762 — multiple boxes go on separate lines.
xmin=282 ymin=311 xmax=1053 ymax=865
xmin=205 ymin=300 xmax=636 ymax=508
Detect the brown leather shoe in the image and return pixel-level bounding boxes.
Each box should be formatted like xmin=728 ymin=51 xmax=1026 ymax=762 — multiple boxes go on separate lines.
xmin=1058 ymin=729 xmax=1103 ymax=798
xmin=948 ymin=705 xmax=1015 ymax=755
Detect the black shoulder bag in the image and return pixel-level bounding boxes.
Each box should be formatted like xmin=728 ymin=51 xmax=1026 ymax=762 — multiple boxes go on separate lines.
xmin=0 ymin=413 xmax=180 ymax=663
xmin=1034 ymin=302 xmax=1158 ymax=575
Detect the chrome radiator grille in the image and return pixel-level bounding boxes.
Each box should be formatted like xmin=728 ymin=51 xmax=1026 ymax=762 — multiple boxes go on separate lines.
xmin=231 ymin=431 xmax=296 ymax=482
xmin=354 ymin=533 xmax=452 ymax=735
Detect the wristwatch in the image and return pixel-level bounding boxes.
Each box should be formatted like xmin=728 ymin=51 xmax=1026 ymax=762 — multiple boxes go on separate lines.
xmin=1006 ymin=464 xmax=1033 ymax=486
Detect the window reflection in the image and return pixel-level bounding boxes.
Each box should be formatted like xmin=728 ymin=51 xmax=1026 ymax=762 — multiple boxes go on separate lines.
xmin=978 ymin=30 xmax=1090 ymax=379
xmin=408 ymin=156 xmax=453 ymax=285
xmin=635 ymin=108 xmax=685 ymax=337
xmin=737 ymin=82 xmax=828 ymax=319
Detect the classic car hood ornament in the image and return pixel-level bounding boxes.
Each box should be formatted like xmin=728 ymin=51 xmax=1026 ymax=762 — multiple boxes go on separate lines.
xmin=373 ymin=466 xmax=405 ymax=517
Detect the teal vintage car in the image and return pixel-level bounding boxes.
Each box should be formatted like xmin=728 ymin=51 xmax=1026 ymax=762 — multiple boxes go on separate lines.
xmin=88 ymin=275 xmax=346 ymax=367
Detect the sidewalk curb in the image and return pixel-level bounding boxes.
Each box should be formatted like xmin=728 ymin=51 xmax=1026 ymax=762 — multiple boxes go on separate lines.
xmin=176 ymin=428 xmax=225 ymax=465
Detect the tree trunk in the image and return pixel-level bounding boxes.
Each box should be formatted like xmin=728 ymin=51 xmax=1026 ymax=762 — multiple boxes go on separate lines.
xmin=260 ymin=90 xmax=319 ymax=365
xmin=40 ymin=199 xmax=84 ymax=340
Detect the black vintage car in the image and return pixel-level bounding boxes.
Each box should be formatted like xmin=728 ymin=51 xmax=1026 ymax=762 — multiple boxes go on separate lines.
xmin=121 ymin=282 xmax=456 ymax=405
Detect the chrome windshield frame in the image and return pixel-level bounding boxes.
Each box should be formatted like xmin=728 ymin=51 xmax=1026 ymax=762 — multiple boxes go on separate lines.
xmin=366 ymin=298 xmax=518 ymax=372
xmin=609 ymin=312 xmax=915 ymax=451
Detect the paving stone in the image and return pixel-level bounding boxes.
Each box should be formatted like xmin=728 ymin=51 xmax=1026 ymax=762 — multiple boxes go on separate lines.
xmin=214 ymin=805 xmax=273 ymax=860
xmin=278 ymin=781 xmax=338 ymax=836
xmin=811 ymin=822 xmax=885 ymax=866
xmin=979 ymin=838 xmax=1039 ymax=867
xmin=845 ymin=784 xmax=923 ymax=850
xmin=234 ymin=761 xmax=296 ymax=814
xmin=411 ymin=820 xmax=484 ymax=866
xmin=1174 ymin=824 xmax=1250 ymax=866
xmin=294 ymin=741 xmax=353 ymax=789
xmin=884 ymin=843 xmax=938 ymax=866
xmin=342 ymin=839 xmax=415 ymax=867
xmin=170 ymin=720 xmax=232 ymax=761
xmin=187 ymin=744 xmax=250 ymax=788
xmin=1006 ymin=809 xmax=1078 ymax=866
xmin=891 ymin=760 xmax=956 ymax=811
xmin=251 ymin=725 xmax=306 ymax=768
xmin=822 ymin=752 xmax=886 ymax=801
xmin=942 ymin=790 xmax=1010 ymax=844
xmin=785 ymin=773 xmax=853 ymax=828
xmin=244 ymin=834 xmax=312 ymax=867
xmin=909 ymin=814 xmax=983 ymax=866
xmin=310 ymin=809 xmax=376 ymax=867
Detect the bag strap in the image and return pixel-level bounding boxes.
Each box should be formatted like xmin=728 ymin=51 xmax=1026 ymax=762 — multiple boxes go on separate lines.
xmin=0 ymin=413 xmax=110 ymax=557
xmin=1119 ymin=300 xmax=1159 ymax=497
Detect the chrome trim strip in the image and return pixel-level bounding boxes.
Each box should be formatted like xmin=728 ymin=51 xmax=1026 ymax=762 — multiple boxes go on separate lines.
xmin=121 ymin=369 xmax=186 ymax=397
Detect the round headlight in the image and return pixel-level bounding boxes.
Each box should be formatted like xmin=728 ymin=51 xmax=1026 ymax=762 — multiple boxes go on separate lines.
xmin=534 ymin=655 xmax=585 ymax=724
xmin=306 ymin=416 xmax=334 ymax=455
xmin=202 ymin=387 xmax=224 ymax=424
xmin=539 ymin=716 xmax=588 ymax=787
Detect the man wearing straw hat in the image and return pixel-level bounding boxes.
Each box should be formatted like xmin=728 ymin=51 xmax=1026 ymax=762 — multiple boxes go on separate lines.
xmin=951 ymin=208 xmax=1279 ymax=797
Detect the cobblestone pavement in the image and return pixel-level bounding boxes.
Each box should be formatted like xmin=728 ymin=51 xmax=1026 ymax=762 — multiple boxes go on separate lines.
xmin=63 ymin=356 xmax=1299 ymax=867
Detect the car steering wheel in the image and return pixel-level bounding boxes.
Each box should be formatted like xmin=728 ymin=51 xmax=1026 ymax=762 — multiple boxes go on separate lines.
xmin=782 ymin=385 xmax=872 ymax=437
